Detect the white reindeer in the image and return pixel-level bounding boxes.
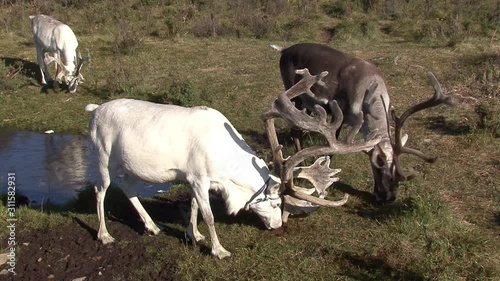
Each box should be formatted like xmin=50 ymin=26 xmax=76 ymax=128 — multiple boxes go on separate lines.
xmin=85 ymin=99 xmax=283 ymax=259
xmin=30 ymin=14 xmax=89 ymax=93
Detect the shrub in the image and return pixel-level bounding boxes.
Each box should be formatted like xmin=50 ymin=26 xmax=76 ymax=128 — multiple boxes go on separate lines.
xmin=322 ymin=0 xmax=348 ymax=18
xmin=150 ymin=80 xmax=198 ymax=107
xmin=234 ymin=13 xmax=271 ymax=39
xmin=475 ymin=103 xmax=500 ymax=138
xmin=328 ymin=20 xmax=378 ymax=43
xmin=192 ymin=14 xmax=229 ymax=37
xmin=112 ymin=18 xmax=145 ymax=55
xmin=102 ymin=58 xmax=139 ymax=97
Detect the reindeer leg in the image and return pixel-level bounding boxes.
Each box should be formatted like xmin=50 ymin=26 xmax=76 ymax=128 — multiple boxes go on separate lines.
xmin=345 ymin=111 xmax=363 ymax=144
xmin=36 ymin=48 xmax=50 ymax=84
xmin=186 ymin=197 xmax=206 ymax=244
xmin=52 ymin=80 xmax=60 ymax=91
xmin=191 ymin=177 xmax=231 ymax=259
xmin=52 ymin=52 xmax=60 ymax=90
xmin=121 ymin=174 xmax=161 ymax=236
xmin=291 ymin=127 xmax=303 ymax=152
xmin=95 ymin=162 xmax=114 ymax=244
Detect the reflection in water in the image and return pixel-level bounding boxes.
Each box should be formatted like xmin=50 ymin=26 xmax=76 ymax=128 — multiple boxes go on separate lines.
xmin=0 ymin=129 xmax=170 ymax=205
xmin=45 ymin=135 xmax=89 ymax=185
xmin=43 ymin=134 xmax=94 ymax=202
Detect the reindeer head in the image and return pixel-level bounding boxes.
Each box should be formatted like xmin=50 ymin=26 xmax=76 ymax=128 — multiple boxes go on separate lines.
xmin=44 ymin=50 xmax=91 ymax=93
xmin=369 ymin=140 xmax=406 ymax=203
xmin=369 ymin=72 xmax=456 ymax=203
xmin=244 ymin=174 xmax=282 ymax=229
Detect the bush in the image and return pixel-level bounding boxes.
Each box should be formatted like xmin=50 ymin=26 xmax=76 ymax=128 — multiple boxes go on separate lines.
xmin=328 ymin=20 xmax=379 ymax=43
xmin=112 ymin=18 xmax=145 ymax=55
xmin=192 ymin=14 xmax=227 ymax=37
xmin=150 ymin=80 xmax=198 ymax=107
xmin=322 ymin=0 xmax=348 ymax=18
xmin=101 ymin=58 xmax=140 ymax=97
xmin=475 ymin=103 xmax=500 ymax=138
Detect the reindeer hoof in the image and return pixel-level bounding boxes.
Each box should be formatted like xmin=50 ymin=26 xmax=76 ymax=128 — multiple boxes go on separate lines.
xmin=98 ymin=234 xmax=115 ymax=244
xmin=186 ymin=230 xmax=205 ymax=244
xmin=52 ymin=81 xmax=61 ymax=91
xmin=145 ymin=224 xmax=162 ymax=236
xmin=213 ymin=247 xmax=231 ymax=259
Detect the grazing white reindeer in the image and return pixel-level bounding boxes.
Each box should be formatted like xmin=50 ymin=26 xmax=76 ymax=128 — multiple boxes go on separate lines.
xmin=30 ymin=14 xmax=89 ymax=93
xmin=85 ymin=99 xmax=283 ymax=259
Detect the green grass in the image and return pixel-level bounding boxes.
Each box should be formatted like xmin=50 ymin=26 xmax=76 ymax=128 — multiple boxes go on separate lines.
xmin=1 ymin=0 xmax=499 ymax=280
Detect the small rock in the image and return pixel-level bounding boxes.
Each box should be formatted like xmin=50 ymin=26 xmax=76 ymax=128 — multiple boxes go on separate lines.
xmin=0 ymin=253 xmax=8 ymax=265
xmin=48 ymin=274 xmax=55 ymax=279
xmin=72 ymin=277 xmax=87 ymax=281
xmin=44 ymin=130 xmax=55 ymax=134
xmin=37 ymin=257 xmax=43 ymax=262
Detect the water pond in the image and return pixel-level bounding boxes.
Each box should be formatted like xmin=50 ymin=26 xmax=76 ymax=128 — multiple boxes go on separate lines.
xmin=0 ymin=128 xmax=170 ymax=205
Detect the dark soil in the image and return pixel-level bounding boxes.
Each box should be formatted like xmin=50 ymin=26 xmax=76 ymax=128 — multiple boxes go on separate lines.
xmin=2 ymin=195 xmax=195 ymax=281
xmin=6 ymin=220 xmax=177 ymax=281
xmin=1 ymin=190 xmax=279 ymax=281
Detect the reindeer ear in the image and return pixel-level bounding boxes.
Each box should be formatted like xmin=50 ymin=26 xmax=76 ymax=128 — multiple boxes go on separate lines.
xmin=401 ymin=134 xmax=408 ymax=147
xmin=370 ymin=142 xmax=392 ymax=168
xmin=267 ymin=174 xmax=281 ymax=194
xmin=375 ymin=143 xmax=387 ymax=159
xmin=362 ymin=147 xmax=374 ymax=154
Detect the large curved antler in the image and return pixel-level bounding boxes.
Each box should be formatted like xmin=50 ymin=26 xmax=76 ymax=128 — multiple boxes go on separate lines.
xmin=262 ymin=68 xmax=382 ymax=209
xmin=74 ymin=49 xmax=91 ymax=81
xmin=43 ymin=49 xmax=91 ymax=82
xmin=391 ymin=71 xmax=456 ymax=180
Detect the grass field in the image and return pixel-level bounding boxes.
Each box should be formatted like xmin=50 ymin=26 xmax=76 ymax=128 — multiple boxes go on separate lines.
xmin=0 ymin=0 xmax=499 ymax=280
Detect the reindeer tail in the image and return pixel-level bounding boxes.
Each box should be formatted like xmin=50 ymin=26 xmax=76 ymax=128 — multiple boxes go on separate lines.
xmin=270 ymin=44 xmax=284 ymax=52
xmin=85 ymin=104 xmax=99 ymax=112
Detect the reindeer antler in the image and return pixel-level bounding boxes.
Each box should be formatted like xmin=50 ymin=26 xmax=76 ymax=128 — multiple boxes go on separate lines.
xmin=74 ymin=49 xmax=91 ymax=80
xmin=391 ymin=71 xmax=456 ymax=179
xmin=293 ymin=156 xmax=341 ymax=198
xmin=263 ymin=68 xmax=382 ymax=208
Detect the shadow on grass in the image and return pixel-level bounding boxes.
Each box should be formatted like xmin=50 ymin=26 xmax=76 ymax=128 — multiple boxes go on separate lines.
xmin=239 ymin=128 xmax=294 ymax=154
xmin=338 ymin=251 xmax=424 ymax=281
xmin=349 ymin=196 xmax=418 ymax=221
xmin=1 ymin=56 xmax=78 ymax=94
xmin=1 ymin=57 xmax=39 ymax=81
xmin=423 ymin=115 xmax=472 ymax=135
xmin=460 ymin=53 xmax=500 ymax=69
xmin=495 ymin=212 xmax=500 ymax=226
xmin=336 ymin=182 xmax=375 ymax=204
xmin=73 ymin=216 xmax=98 ymax=239
xmin=0 ymin=56 xmax=45 ymax=92
xmin=65 ymin=184 xmax=266 ymax=255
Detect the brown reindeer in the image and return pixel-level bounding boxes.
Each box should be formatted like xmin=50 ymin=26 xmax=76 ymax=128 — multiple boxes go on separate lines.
xmin=271 ymin=43 xmax=456 ymax=203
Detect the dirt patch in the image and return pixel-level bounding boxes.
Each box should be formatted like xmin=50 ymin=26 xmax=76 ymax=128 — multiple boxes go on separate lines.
xmin=1 ymin=197 xmax=192 ymax=281
xmin=1 ymin=190 xmax=274 ymax=280
xmin=5 ymin=221 xmax=177 ymax=281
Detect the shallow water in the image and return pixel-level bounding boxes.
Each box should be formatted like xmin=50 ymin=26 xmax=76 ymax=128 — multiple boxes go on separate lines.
xmin=0 ymin=128 xmax=170 ymax=205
